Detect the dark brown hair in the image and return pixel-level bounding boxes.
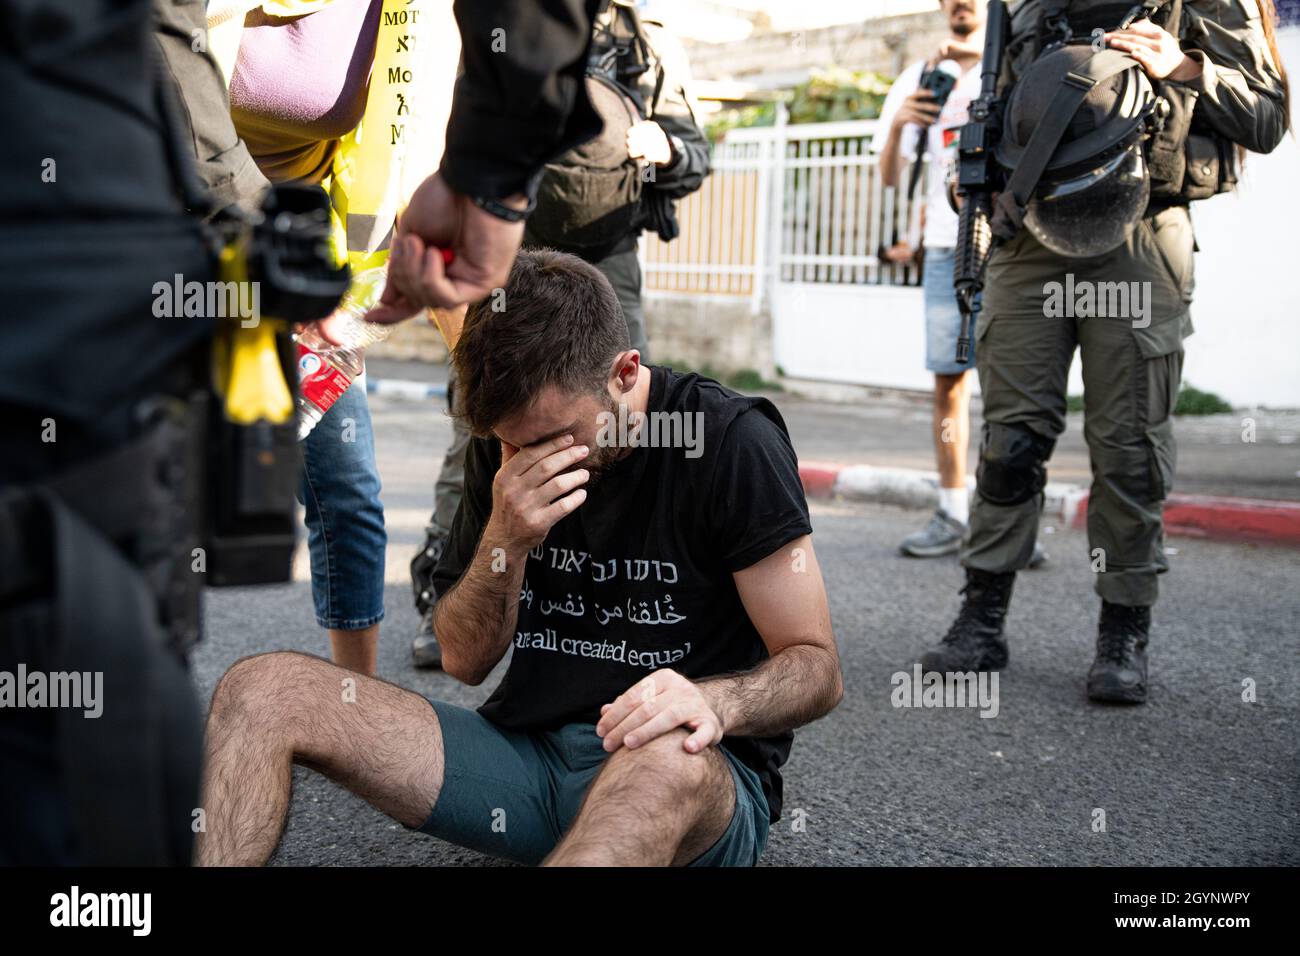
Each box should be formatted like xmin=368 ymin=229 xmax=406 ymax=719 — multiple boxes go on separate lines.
xmin=452 ymin=248 xmax=630 ymax=437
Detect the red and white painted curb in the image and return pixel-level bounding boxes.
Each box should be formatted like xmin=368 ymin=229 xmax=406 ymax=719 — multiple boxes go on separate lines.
xmin=799 ymin=460 xmax=1300 ymax=547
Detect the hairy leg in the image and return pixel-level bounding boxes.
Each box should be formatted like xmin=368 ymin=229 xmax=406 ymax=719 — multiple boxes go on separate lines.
xmin=934 ymin=370 xmax=972 ymax=488
xmin=195 ymin=651 xmax=443 ymax=866
xmin=544 ymin=730 xmax=735 ymax=867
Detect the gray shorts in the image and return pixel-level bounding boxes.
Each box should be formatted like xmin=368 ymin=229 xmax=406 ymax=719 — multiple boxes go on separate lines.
xmin=413 ymin=698 xmax=770 ymax=866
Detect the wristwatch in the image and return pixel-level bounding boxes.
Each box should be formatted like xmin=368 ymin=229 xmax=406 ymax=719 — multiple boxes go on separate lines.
xmin=472 ymin=194 xmax=536 ymax=223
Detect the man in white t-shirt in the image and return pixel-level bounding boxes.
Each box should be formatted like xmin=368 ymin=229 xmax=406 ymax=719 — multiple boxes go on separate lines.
xmin=874 ymin=0 xmax=1017 ymax=559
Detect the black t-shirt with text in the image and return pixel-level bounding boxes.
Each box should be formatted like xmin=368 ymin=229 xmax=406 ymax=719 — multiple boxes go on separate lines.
xmin=433 ymin=367 xmax=813 ymax=822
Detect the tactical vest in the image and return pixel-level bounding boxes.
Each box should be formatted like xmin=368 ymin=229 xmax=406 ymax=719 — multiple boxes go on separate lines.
xmin=525 ymin=2 xmax=669 ymax=261
xmin=1006 ymin=0 xmax=1237 ymax=203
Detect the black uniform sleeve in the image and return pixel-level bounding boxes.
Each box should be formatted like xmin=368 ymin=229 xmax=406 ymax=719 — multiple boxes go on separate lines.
xmin=643 ymin=23 xmax=710 ymax=199
xmin=432 ymin=435 xmax=502 ymax=599
xmin=706 ymin=405 xmax=813 ymax=574
xmin=1176 ymin=0 xmax=1288 ymax=154
xmin=440 ymin=0 xmax=604 ymax=202
xmin=152 ymin=0 xmax=268 ymax=216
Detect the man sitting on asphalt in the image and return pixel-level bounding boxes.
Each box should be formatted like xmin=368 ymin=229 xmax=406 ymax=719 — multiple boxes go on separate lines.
xmin=196 ymin=249 xmax=842 ymax=867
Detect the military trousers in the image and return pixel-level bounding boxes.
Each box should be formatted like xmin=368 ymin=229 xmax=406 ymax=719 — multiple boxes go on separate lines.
xmin=592 ymin=246 xmax=650 ymax=358
xmin=961 ymin=205 xmax=1196 ymax=607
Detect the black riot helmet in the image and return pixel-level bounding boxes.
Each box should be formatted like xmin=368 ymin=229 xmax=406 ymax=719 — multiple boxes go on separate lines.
xmin=992 ymin=44 xmax=1161 ymax=257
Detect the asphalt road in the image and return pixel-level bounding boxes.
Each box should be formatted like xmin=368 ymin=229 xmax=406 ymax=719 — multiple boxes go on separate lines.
xmin=193 ymin=387 xmax=1300 ymax=866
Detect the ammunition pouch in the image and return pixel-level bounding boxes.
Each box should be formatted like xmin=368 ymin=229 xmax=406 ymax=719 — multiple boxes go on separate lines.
xmin=1148 ymin=82 xmax=1237 ymax=203
xmin=203 ymin=183 xmax=347 ymax=586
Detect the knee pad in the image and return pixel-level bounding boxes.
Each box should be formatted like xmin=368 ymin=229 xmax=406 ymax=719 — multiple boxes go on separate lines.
xmin=977 ymin=422 xmax=1054 ymax=507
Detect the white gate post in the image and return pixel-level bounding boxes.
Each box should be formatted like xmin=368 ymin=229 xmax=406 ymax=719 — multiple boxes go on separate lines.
xmin=751 ymin=102 xmax=788 ymax=318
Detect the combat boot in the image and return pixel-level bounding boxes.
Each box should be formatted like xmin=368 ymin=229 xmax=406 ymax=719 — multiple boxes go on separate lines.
xmin=1087 ymin=602 xmax=1150 ymax=704
xmin=921 ymin=568 xmax=1015 ymax=672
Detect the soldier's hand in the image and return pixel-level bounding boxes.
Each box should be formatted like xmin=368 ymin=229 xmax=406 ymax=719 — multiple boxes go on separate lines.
xmin=1105 ymin=20 xmax=1201 ymax=82
xmin=362 ymin=171 xmax=526 ymax=321
xmin=626 ymin=120 xmax=673 ymax=166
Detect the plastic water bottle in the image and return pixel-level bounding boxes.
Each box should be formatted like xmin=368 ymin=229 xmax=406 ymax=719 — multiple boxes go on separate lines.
xmin=294 ymin=266 xmax=392 ymax=440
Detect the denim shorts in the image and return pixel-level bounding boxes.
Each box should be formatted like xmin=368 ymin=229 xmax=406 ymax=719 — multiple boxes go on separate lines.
xmin=414 ymin=699 xmax=771 ymax=866
xmin=923 ymin=246 xmax=978 ymax=375
xmin=297 ymin=380 xmax=386 ymax=630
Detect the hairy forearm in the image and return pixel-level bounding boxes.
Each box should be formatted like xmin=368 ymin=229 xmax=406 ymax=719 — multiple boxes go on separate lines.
xmin=431 ymin=526 xmax=527 ymax=684
xmin=699 ymin=644 xmax=843 ymax=739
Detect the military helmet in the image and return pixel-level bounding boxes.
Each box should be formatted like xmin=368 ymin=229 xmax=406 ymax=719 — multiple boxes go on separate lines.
xmin=995 ymin=44 xmax=1159 ymax=257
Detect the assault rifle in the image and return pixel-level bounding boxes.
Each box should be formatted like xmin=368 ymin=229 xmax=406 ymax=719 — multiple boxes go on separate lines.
xmin=952 ymin=0 xmax=1009 ymax=364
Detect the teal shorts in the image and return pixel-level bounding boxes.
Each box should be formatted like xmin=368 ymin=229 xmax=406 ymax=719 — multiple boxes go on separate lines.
xmin=414 ymin=699 xmax=770 ymax=866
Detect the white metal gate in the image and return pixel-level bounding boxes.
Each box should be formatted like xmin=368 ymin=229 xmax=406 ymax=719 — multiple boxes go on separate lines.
xmin=640 ymin=113 xmax=936 ymax=389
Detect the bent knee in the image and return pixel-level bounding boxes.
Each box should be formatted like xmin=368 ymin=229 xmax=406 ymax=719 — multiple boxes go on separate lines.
xmin=208 ymin=651 xmax=322 ymax=729
xmin=607 ymin=730 xmax=719 ymax=796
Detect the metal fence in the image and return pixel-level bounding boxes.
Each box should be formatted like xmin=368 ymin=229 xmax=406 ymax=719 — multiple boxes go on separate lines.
xmin=641 ymin=113 xmax=930 ymax=312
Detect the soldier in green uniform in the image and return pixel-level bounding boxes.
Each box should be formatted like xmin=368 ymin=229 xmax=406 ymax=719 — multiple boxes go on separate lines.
xmin=921 ymin=0 xmax=1289 ymax=703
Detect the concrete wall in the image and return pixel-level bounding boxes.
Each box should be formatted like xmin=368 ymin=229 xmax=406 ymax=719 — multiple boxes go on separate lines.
xmin=643 ymin=292 xmax=775 ymax=376
xmin=684 ymin=11 xmax=952 ymax=88
xmin=368 ymin=315 xmax=448 ymax=364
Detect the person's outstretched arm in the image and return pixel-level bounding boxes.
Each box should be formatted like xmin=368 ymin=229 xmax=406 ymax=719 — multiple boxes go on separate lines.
xmin=369 ymin=0 xmax=604 ymax=319
xmin=441 ymin=0 xmax=603 ymax=204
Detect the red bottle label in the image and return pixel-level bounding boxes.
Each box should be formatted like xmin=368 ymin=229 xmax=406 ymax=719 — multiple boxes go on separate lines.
xmin=296 ymin=343 xmax=353 ymax=414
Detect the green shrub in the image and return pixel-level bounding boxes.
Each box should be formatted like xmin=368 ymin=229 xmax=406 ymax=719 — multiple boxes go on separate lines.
xmin=657 ymin=359 xmax=782 ymax=392
xmin=1066 ymin=385 xmax=1231 ymax=416
xmin=1174 ymin=384 xmax=1233 ymax=416
xmin=726 ymin=368 xmax=783 ymax=392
